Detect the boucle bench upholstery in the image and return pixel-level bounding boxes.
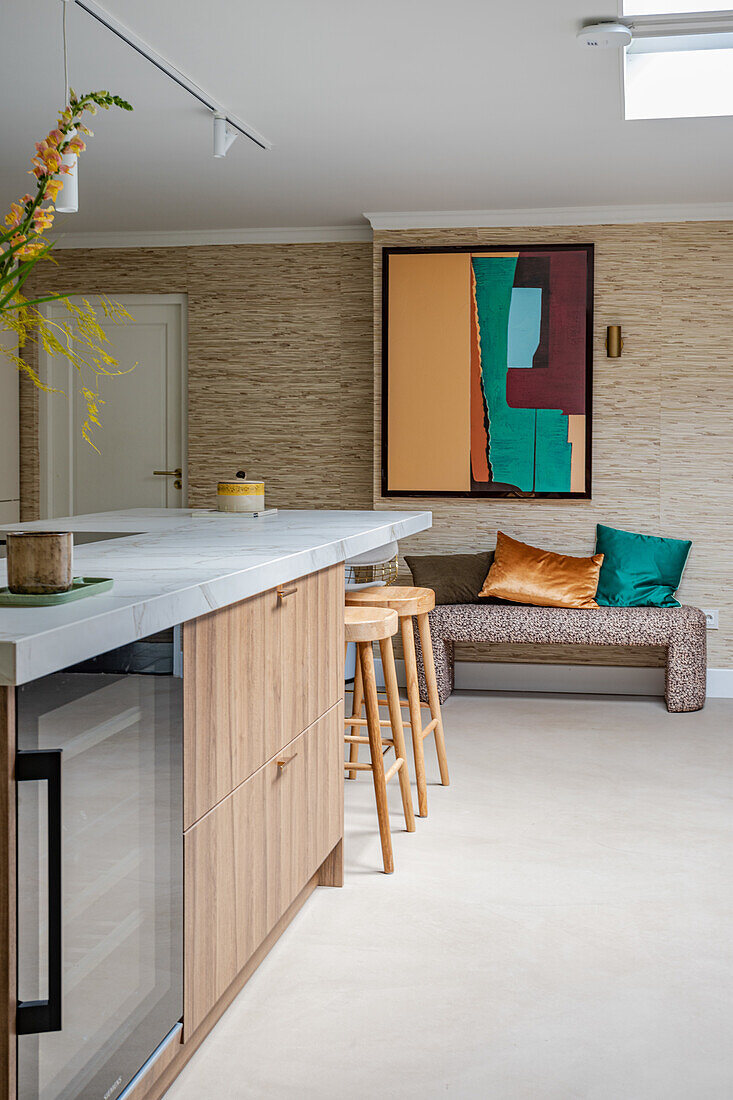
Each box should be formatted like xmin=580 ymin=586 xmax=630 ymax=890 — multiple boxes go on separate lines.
xmin=413 ymin=604 xmax=707 ymax=713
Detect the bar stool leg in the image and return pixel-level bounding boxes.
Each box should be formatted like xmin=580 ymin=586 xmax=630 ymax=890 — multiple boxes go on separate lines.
xmin=378 ymin=635 xmax=415 ymax=833
xmin=400 ymin=616 xmax=428 ymax=818
xmin=359 ymin=642 xmax=394 ymax=873
xmin=346 ymin=646 xmax=364 ymax=781
xmin=417 ymin=612 xmax=450 ymax=787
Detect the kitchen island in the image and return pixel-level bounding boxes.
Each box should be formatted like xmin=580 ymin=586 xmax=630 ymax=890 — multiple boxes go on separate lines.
xmin=0 ymin=508 xmax=431 ymax=1100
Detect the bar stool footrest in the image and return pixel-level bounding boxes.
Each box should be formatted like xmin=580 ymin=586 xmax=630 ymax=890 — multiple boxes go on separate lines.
xmin=419 ymin=718 xmax=439 ymax=741
xmin=345 ymin=716 xmax=393 ymax=728
xmin=383 ymin=758 xmax=404 ymax=784
xmin=344 ymin=734 xmax=394 ymax=747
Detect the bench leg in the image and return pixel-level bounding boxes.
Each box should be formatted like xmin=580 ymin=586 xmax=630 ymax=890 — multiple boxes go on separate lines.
xmin=666 ymin=623 xmax=707 ymax=712
xmin=414 ymin=615 xmax=454 ymax=705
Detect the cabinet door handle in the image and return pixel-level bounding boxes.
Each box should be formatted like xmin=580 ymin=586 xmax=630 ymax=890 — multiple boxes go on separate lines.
xmin=277 ymin=584 xmax=298 ymax=600
xmin=276 ymin=753 xmax=298 ymax=772
xmin=17 ymin=749 xmax=63 ymax=1035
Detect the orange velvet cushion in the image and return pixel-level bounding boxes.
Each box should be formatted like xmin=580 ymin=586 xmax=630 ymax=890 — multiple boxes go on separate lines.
xmin=478 ymin=532 xmax=604 ymax=609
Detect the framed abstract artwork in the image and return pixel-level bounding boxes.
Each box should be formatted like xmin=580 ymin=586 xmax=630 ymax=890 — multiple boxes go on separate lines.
xmin=381 ymin=244 xmax=594 ymax=499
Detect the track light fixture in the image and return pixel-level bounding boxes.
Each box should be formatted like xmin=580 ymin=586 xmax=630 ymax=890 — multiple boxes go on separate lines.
xmin=213 ymin=115 xmax=237 ymax=158
xmin=71 ymin=0 xmax=272 ymax=151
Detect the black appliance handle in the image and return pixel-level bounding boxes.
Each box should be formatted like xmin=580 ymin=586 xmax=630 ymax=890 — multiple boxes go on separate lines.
xmin=16 ymin=749 xmax=62 ymax=1035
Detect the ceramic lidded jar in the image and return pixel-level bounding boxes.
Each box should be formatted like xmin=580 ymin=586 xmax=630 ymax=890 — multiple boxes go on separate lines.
xmin=216 ymin=471 xmax=265 ymax=513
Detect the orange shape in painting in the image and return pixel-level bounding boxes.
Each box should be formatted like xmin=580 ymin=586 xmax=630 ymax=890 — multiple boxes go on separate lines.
xmin=386 ymin=253 xmax=471 ymax=492
xmin=567 ymin=414 xmax=586 ymax=493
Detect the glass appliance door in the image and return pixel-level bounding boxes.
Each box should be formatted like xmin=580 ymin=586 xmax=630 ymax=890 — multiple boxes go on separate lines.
xmin=16 ymin=631 xmax=183 ymax=1100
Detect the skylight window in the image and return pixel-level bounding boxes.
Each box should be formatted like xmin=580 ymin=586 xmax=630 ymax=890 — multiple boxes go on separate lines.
xmin=624 ymin=2 xmax=733 ymax=12
xmin=621 ymin=6 xmax=733 ymax=118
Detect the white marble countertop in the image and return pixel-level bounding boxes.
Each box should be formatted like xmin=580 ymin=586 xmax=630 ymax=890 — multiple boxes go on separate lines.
xmin=0 ymin=508 xmax=431 ymax=685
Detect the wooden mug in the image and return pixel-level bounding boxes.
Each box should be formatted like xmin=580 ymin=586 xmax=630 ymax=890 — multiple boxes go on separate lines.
xmin=6 ymin=532 xmax=74 ymax=595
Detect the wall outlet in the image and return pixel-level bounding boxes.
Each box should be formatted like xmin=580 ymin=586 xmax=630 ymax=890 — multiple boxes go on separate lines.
xmin=703 ymin=609 xmax=719 ymax=630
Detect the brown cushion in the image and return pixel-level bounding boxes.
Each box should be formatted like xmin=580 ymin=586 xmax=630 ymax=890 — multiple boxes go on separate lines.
xmin=478 ymin=532 xmax=604 ymax=609
xmin=404 ymin=551 xmax=496 ymax=605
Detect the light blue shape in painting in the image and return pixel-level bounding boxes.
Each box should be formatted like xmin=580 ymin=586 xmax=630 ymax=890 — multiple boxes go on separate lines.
xmin=506 ymin=287 xmax=542 ymax=368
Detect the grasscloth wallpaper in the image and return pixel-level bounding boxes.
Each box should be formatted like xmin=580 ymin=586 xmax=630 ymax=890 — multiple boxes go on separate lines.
xmin=19 ymin=224 xmax=733 ymax=668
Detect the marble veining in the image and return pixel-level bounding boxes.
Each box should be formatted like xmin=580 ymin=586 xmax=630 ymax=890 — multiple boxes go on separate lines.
xmin=0 ymin=508 xmax=431 ymax=685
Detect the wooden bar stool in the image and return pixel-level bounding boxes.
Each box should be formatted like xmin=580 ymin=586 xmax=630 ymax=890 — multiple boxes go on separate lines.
xmin=344 ymin=606 xmax=415 ymax=873
xmin=345 ymin=587 xmax=448 ymax=818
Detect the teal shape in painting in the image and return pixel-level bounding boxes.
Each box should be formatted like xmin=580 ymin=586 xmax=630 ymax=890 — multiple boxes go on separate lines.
xmin=534 ymin=408 xmax=571 ymax=492
xmin=507 ymin=287 xmax=542 ymax=368
xmin=472 ymin=257 xmax=535 ymax=491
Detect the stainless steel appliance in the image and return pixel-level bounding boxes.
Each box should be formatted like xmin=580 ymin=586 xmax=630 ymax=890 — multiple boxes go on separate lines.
xmin=16 ymin=631 xmax=183 ymax=1100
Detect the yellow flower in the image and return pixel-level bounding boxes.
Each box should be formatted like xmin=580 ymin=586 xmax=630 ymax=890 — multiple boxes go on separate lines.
xmin=42 ymin=147 xmax=62 ymax=171
xmin=33 ymin=207 xmax=55 ymax=231
xmin=4 ymin=202 xmax=24 ymax=228
xmin=45 ymin=178 xmax=63 ymax=202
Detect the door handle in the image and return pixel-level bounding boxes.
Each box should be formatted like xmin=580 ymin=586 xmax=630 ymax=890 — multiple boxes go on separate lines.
xmin=276 ymin=753 xmax=298 ymax=772
xmin=153 ymin=468 xmax=182 ymax=478
xmin=277 ymin=584 xmax=298 ymax=601
xmin=17 ymin=749 xmax=63 ymax=1035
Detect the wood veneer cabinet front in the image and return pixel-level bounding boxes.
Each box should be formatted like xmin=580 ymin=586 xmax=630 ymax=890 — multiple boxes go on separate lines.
xmin=184 ymin=703 xmax=343 ymax=1034
xmin=183 ymin=562 xmax=343 ymax=828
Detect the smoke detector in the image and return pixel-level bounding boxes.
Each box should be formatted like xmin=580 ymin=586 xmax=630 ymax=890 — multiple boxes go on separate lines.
xmin=577 ymin=22 xmax=633 ymax=48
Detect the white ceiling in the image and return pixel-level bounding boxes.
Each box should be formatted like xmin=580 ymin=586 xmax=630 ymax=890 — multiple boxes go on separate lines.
xmin=2 ymin=0 xmax=733 ymax=235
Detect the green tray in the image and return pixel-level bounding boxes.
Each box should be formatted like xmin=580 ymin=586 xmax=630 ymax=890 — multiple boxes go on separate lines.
xmin=0 ymin=577 xmax=114 ymax=607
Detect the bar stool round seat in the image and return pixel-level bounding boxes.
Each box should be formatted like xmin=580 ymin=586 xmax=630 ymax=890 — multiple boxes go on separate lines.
xmin=344 ymin=605 xmax=398 ymax=643
xmin=346 ymin=585 xmax=435 ymax=617
xmin=345 ymin=584 xmax=448 ymax=818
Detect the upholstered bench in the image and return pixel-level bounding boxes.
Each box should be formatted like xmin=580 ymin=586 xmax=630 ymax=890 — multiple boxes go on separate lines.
xmin=412 ymin=604 xmax=707 ymax=713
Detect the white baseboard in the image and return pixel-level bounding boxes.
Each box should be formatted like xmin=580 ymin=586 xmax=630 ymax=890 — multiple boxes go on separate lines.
xmin=356 ymin=653 xmax=733 ymax=699
xmin=705 ymin=668 xmax=733 ymax=698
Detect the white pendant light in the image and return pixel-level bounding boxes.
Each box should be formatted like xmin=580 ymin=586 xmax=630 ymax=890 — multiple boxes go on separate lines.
xmin=55 ymin=132 xmax=79 ymax=213
xmin=55 ymin=0 xmax=78 ymax=213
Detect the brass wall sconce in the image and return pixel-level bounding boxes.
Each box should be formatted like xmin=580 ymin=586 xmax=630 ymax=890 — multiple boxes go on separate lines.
xmin=606 ymin=325 xmax=623 ymax=357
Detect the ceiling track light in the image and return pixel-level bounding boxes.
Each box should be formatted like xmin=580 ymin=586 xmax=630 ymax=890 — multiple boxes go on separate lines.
xmin=213 ymin=115 xmax=237 ymax=158
xmin=70 ymin=0 xmax=272 ymax=152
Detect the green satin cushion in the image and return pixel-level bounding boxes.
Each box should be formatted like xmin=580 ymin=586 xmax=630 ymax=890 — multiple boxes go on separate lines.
xmin=595 ymin=524 xmax=691 ymax=607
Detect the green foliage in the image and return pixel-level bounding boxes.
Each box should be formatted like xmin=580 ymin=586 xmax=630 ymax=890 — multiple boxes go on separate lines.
xmin=1 ymin=89 xmax=134 ymax=449
xmin=2 ymin=295 xmax=136 ymax=451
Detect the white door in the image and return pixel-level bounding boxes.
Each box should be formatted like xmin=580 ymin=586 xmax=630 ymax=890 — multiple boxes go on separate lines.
xmin=39 ymin=295 xmax=186 ymax=518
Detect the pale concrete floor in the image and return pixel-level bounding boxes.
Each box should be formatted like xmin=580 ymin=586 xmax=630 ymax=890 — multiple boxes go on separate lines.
xmin=165 ymin=692 xmax=733 ymax=1100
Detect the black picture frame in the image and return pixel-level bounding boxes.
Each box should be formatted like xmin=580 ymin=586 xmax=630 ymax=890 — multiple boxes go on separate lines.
xmin=380 ymin=243 xmax=594 ymax=500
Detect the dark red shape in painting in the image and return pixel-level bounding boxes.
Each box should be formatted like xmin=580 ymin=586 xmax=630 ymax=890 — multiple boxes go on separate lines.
xmin=505 ymin=250 xmax=587 ymax=416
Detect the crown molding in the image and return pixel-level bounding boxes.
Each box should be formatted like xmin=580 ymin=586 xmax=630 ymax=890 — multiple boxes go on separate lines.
xmin=364 ymin=203 xmax=733 ymax=230
xmin=50 ymin=225 xmax=373 ymax=249
xmin=49 ymin=203 xmax=733 ymax=248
